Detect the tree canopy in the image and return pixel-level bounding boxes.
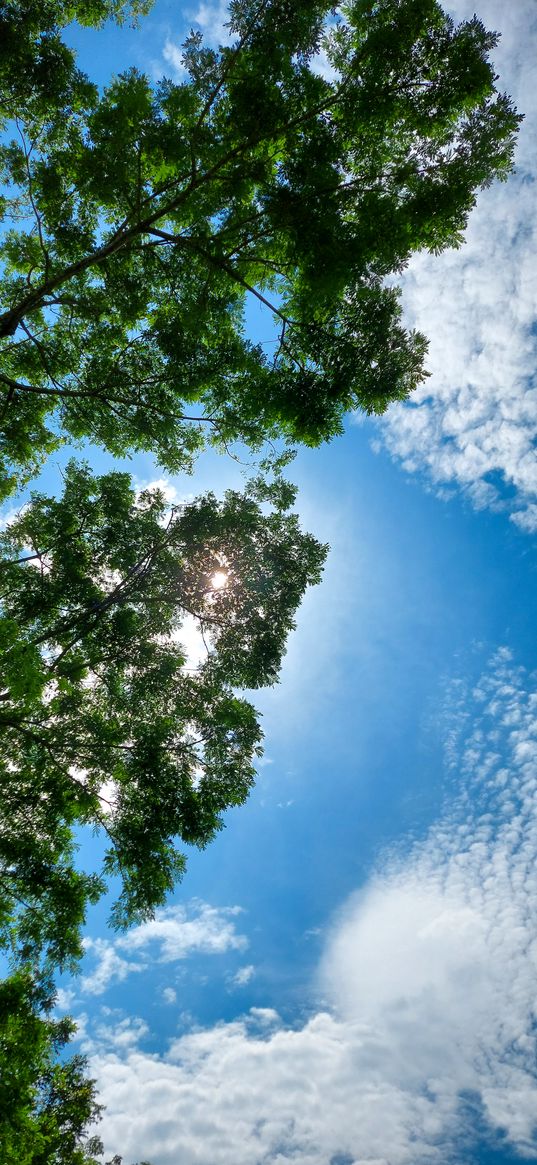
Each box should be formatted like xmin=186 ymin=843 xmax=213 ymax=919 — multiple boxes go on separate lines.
xmin=0 ymin=460 xmax=326 ymax=959
xmin=0 ymin=0 xmax=520 ymax=495
xmin=0 ymin=0 xmax=150 ymax=124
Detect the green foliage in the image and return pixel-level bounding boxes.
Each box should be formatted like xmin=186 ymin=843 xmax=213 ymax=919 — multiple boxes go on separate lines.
xmin=0 ymin=1 xmax=149 ymax=127
xmin=0 ymin=967 xmax=104 ymax=1164
xmin=0 ymin=0 xmax=520 ymax=494
xmin=0 ymin=461 xmax=326 ymax=941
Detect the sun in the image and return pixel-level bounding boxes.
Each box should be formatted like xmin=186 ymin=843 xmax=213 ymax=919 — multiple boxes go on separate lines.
xmin=210 ymin=570 xmax=228 ymax=590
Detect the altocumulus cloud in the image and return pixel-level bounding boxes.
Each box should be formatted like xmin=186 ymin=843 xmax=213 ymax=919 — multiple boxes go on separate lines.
xmin=89 ymin=649 xmax=537 ymax=1164
xmin=374 ymin=0 xmax=537 ymax=532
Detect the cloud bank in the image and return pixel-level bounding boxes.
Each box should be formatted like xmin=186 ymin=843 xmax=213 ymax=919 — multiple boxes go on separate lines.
xmin=88 ymin=649 xmax=537 ymax=1163
xmin=377 ymin=0 xmax=537 ymax=532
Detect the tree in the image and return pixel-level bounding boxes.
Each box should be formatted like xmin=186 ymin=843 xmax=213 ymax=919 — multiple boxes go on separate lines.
xmin=0 ymin=460 xmax=326 ymax=952
xmin=0 ymin=966 xmax=105 ymax=1165
xmin=0 ymin=0 xmax=520 ymax=496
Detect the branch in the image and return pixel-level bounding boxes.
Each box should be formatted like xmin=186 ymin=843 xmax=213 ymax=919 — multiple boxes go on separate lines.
xmin=0 ymin=370 xmax=222 ymax=429
xmin=0 ymin=550 xmax=48 ymax=567
xmin=148 ymin=228 xmax=292 ymax=324
xmin=19 ymin=321 xmax=66 ymax=392
xmin=0 ymin=74 xmax=355 ymax=338
xmin=193 ymin=0 xmax=272 ymax=131
xmin=15 ymin=119 xmax=50 ymax=280
xmin=0 ymin=370 xmax=110 ymax=401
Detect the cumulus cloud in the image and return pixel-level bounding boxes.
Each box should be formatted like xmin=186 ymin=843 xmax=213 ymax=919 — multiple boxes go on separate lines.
xmin=376 ymin=0 xmax=537 ymax=532
xmin=80 ymin=937 xmax=146 ymax=997
xmin=90 ymin=1014 xmax=151 ymax=1055
xmin=162 ymin=986 xmax=177 ymax=1005
xmin=54 ymin=986 xmax=76 ymax=1011
xmin=117 ymin=901 xmax=247 ymax=961
xmin=230 ymin=964 xmax=255 ymax=988
xmin=89 ymin=650 xmax=537 ymax=1163
xmin=135 ymin=476 xmax=185 ymax=508
xmin=79 ymin=902 xmax=247 ymax=995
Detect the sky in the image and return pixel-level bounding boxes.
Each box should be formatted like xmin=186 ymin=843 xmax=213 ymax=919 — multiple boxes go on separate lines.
xmin=23 ymin=1 xmax=537 ymax=1162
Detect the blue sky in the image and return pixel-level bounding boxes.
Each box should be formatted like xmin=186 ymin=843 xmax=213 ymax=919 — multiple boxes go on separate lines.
xmin=20 ymin=1 xmax=537 ymax=1161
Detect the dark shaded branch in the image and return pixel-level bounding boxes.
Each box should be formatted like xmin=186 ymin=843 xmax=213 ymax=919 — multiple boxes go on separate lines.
xmin=193 ymin=0 xmax=272 ymax=130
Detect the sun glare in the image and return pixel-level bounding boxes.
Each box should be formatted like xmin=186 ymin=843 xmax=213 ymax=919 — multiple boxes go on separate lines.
xmin=210 ymin=570 xmax=228 ymax=590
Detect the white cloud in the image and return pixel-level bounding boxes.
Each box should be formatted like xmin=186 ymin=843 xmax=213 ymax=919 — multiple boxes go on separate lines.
xmin=161 ymin=0 xmax=232 ymax=74
xmin=309 ymin=46 xmax=339 ymax=83
xmin=162 ymin=37 xmax=187 ymax=78
xmin=54 ymin=986 xmax=76 ymax=1011
xmin=71 ymin=1011 xmax=90 ymax=1044
xmin=78 ymin=902 xmax=247 ymax=997
xmin=117 ymin=901 xmax=248 ymax=962
xmin=135 ymin=476 xmax=184 ymax=508
xmin=81 ymin=1013 xmax=150 ymax=1057
xmin=230 ymin=964 xmax=255 ymax=988
xmin=91 ymin=650 xmax=537 ymax=1163
xmin=80 ymin=937 xmax=146 ymax=997
xmin=374 ymin=0 xmax=537 ymax=532
xmin=162 ymin=986 xmax=177 ymax=1005
xmin=0 ymin=501 xmax=28 ymax=530
xmin=188 ymin=0 xmax=232 ymax=46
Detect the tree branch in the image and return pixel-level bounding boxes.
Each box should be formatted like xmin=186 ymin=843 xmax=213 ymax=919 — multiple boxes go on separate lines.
xmin=0 ymin=73 xmax=357 ymax=339
xmin=148 ymin=228 xmax=292 ymax=323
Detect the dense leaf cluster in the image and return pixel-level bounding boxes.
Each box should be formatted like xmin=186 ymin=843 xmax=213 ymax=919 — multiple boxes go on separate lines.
xmin=0 ymin=968 xmax=104 ymax=1165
